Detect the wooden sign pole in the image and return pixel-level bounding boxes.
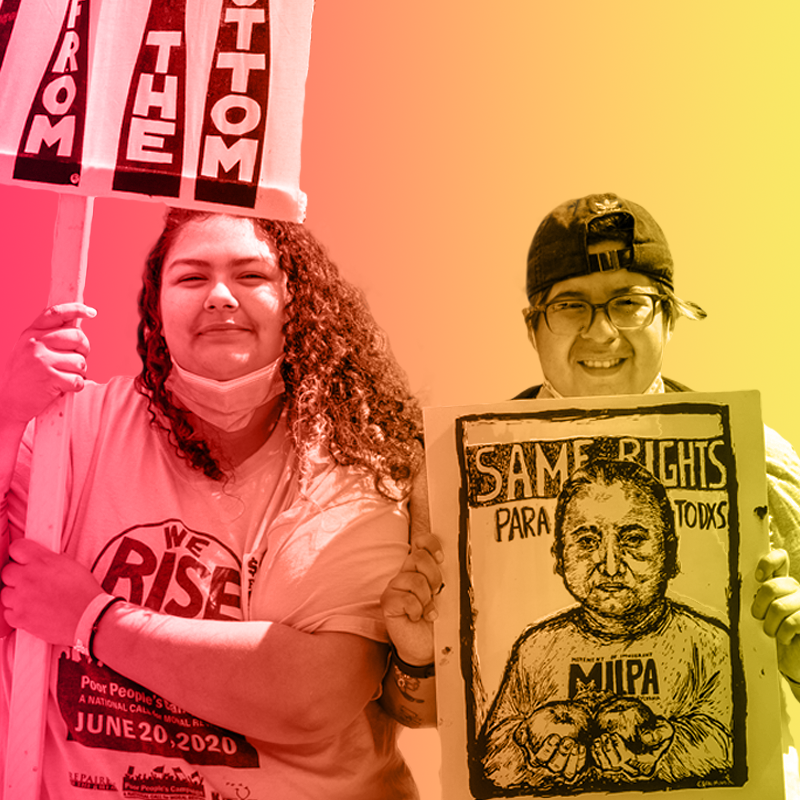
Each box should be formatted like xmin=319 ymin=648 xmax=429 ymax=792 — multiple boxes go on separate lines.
xmin=3 ymin=193 xmax=94 ymax=800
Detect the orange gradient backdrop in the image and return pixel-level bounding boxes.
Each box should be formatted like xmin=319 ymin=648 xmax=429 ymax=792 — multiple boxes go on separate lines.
xmin=0 ymin=4 xmax=797 ymax=798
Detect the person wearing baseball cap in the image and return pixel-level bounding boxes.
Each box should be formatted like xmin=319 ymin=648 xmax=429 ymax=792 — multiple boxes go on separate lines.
xmin=380 ymin=193 xmax=800 ymax=754
xmin=517 ymin=192 xmax=705 ymax=400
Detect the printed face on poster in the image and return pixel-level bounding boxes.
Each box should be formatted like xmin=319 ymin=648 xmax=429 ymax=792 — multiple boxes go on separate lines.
xmin=425 ymin=391 xmax=784 ymax=799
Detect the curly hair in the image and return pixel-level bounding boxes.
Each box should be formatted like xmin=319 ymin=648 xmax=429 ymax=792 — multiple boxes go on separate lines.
xmin=136 ymin=209 xmax=422 ymax=499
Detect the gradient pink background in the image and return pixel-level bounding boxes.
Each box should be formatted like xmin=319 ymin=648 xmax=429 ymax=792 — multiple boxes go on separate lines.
xmin=1 ymin=4 xmax=797 ymax=797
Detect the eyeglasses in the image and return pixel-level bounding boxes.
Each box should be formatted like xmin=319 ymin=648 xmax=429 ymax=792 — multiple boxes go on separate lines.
xmin=531 ymin=293 xmax=667 ymax=336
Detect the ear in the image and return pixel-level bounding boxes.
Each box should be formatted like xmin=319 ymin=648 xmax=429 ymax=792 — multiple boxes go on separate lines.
xmin=523 ymin=307 xmax=538 ymax=351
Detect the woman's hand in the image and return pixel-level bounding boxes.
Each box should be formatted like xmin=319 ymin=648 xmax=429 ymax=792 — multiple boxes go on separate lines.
xmin=751 ymin=548 xmax=800 ymax=683
xmin=381 ymin=532 xmax=443 ymax=666
xmin=0 ymin=303 xmax=95 ymax=426
xmin=381 ymin=456 xmax=444 ymax=666
xmin=1 ymin=539 xmax=103 ymax=645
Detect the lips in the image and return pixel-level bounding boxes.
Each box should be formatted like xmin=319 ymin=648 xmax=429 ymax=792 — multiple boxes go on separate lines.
xmin=197 ymin=322 xmax=251 ymax=335
xmin=576 ymin=355 xmax=629 ymax=371
xmin=580 ymin=358 xmax=624 ymax=369
xmin=595 ymin=582 xmax=630 ymax=593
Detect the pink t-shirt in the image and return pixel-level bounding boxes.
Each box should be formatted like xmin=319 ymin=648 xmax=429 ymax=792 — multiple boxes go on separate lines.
xmin=1 ymin=377 xmax=418 ymax=799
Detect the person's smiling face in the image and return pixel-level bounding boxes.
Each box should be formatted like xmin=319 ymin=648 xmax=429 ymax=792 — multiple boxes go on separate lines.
xmin=533 ymin=259 xmax=670 ymax=398
xmin=560 ymin=480 xmax=668 ymax=621
xmin=159 ymin=215 xmax=288 ymax=381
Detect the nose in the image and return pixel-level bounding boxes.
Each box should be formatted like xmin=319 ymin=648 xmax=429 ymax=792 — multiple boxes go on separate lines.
xmin=581 ymin=307 xmax=618 ymax=344
xmin=204 ymin=280 xmax=239 ymax=310
xmin=598 ymin=534 xmax=620 ymax=576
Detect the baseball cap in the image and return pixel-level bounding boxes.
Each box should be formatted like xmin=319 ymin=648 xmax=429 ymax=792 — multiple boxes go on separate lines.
xmin=526 ymin=193 xmax=674 ymax=300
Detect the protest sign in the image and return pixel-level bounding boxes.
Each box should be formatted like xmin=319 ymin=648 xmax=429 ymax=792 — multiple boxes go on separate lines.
xmin=425 ymin=391 xmax=785 ymax=799
xmin=0 ymin=0 xmax=311 ymax=219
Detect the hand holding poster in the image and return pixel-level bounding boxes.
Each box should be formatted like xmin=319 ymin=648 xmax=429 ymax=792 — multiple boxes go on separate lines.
xmin=425 ymin=391 xmax=786 ymax=798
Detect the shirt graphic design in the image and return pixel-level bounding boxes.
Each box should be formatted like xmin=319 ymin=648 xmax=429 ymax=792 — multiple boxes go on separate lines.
xmin=55 ymin=519 xmax=259 ymax=776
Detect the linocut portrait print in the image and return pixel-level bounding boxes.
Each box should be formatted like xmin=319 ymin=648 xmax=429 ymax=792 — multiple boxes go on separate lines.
xmin=426 ymin=394 xmax=784 ymax=799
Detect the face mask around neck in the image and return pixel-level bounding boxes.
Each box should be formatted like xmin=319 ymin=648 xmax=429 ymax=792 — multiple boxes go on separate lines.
xmin=165 ymin=357 xmax=284 ymax=432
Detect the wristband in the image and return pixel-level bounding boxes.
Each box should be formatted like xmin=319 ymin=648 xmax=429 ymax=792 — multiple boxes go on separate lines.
xmin=74 ymin=594 xmax=114 ymax=656
xmin=74 ymin=594 xmax=124 ymax=661
xmin=88 ymin=597 xmax=125 ymax=662
xmin=390 ymin=646 xmax=435 ymax=680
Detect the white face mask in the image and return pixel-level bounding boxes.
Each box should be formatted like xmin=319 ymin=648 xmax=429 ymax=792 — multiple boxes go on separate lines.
xmin=165 ymin=357 xmax=284 ymax=432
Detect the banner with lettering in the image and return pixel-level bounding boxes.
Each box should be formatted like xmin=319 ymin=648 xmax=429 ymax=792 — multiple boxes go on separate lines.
xmin=0 ymin=0 xmax=311 ymax=219
xmin=425 ymin=391 xmax=785 ymax=799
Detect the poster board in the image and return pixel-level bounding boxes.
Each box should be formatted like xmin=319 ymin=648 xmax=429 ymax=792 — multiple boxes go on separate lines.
xmin=0 ymin=0 xmax=312 ymax=220
xmin=425 ymin=391 xmax=785 ymax=799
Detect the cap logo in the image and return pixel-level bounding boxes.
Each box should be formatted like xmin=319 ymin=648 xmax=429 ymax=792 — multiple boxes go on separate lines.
xmin=592 ymin=198 xmax=620 ymax=214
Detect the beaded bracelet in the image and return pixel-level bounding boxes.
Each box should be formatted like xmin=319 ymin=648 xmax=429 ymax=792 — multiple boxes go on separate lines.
xmin=390 ymin=646 xmax=435 ymax=680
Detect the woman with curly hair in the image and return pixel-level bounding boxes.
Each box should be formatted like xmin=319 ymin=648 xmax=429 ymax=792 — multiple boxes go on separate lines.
xmin=0 ymin=210 xmax=423 ymax=799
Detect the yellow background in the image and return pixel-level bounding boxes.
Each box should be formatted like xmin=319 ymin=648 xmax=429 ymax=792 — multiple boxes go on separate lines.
xmin=1 ymin=3 xmax=797 ymax=797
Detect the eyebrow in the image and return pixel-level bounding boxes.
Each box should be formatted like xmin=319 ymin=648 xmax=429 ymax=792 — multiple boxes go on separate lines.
xmin=164 ymin=257 xmax=274 ymax=271
xmin=567 ymin=522 xmax=654 ymax=535
xmin=567 ymin=524 xmax=601 ymax=536
xmin=617 ymin=524 xmax=653 ymax=536
xmin=547 ymin=285 xmax=657 ymax=302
